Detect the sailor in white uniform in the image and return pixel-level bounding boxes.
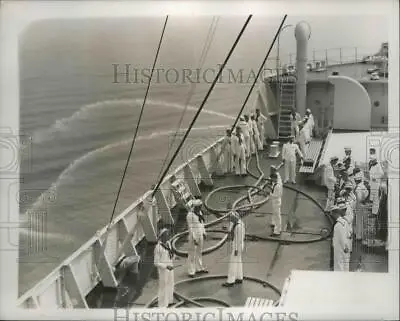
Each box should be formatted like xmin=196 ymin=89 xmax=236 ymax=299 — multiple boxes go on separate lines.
xmin=154 ymin=228 xmax=175 ymax=307
xmin=305 ymin=108 xmax=315 ymax=137
xmin=231 ymin=128 xmax=239 ymax=172
xmin=222 ymin=204 xmax=245 ymax=287
xmin=145 ymin=184 xmax=159 ymax=227
xmin=339 ymin=183 xmax=356 ymax=212
xmin=290 ymin=111 xmax=300 ymax=140
xmin=282 ymin=135 xmax=304 ymax=184
xmin=255 ymin=108 xmax=266 ymax=149
xmin=186 ymin=199 xmax=208 ymax=277
xmin=291 ymin=108 xmax=302 ymax=125
xmin=353 ymin=172 xmax=369 ymax=241
xmin=250 ymin=114 xmax=263 ymax=151
xmin=222 ymin=129 xmax=233 ymax=174
xmin=268 ymin=173 xmax=283 ymax=236
xmin=238 ymin=116 xmax=251 ymax=158
xmin=336 ymin=196 xmax=354 ymax=235
xmin=332 ymin=204 xmax=351 ymax=272
xmin=369 ymin=158 xmax=384 ymax=215
xmin=302 ymin=116 xmax=312 ymax=143
xmin=244 ymin=114 xmax=256 ymax=155
xmin=342 ymin=147 xmax=355 ymax=170
xmin=233 ymin=131 xmax=247 ymax=176
xmin=325 ymin=156 xmax=338 ymax=211
xmin=297 ymin=122 xmax=309 ymax=155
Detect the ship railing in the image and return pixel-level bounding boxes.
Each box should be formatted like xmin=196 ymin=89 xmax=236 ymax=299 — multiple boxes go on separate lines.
xmin=275 ymin=46 xmax=377 ymax=67
xmin=16 ymin=136 xmax=225 ymax=309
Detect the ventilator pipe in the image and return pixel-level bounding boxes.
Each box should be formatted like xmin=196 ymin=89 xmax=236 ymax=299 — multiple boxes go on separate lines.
xmin=145 ymin=275 xmax=281 ymax=308
xmin=294 ymin=21 xmax=311 ymax=116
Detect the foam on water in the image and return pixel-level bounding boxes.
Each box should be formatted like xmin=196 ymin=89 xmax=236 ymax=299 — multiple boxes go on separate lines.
xmin=32 ymin=98 xmax=234 ymax=143
xmin=24 ymin=124 xmax=227 ymax=218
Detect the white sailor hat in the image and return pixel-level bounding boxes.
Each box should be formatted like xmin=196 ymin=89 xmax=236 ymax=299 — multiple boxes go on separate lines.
xmin=239 ymin=116 xmax=244 ymax=121
xmin=336 ymin=202 xmax=347 ymax=210
xmin=354 ymin=171 xmax=364 ymax=180
xmin=192 ymin=199 xmax=203 ymax=207
xmin=306 ymin=108 xmax=311 ymax=113
xmin=336 ymin=197 xmax=346 ymax=204
xmin=158 ymin=228 xmax=169 ymax=239
xmin=344 ymin=183 xmax=353 ymax=190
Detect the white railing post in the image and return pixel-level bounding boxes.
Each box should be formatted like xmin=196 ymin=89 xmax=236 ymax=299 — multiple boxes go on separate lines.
xmin=154 ymin=187 xmax=174 ymax=225
xmin=196 ymin=154 xmax=213 ymax=186
xmin=183 ymin=164 xmax=201 ymax=197
xmin=93 ymin=238 xmax=118 ymax=288
xmin=61 ymin=265 xmax=89 ymax=308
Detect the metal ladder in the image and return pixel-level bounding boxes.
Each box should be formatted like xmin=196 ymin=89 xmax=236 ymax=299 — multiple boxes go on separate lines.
xmin=277 ymin=75 xmax=296 ymax=139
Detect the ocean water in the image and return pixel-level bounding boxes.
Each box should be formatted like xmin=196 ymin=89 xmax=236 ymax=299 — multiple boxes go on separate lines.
xmin=18 ymin=16 xmax=387 ymax=295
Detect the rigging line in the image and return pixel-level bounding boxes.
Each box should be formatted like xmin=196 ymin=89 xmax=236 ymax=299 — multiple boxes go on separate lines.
xmin=151 ymin=15 xmax=253 ymax=199
xmin=155 ymin=16 xmax=220 ymax=184
xmin=208 ymin=14 xmax=288 ymax=172
xmin=107 ymin=16 xmax=169 ymax=226
xmin=231 ymin=14 xmax=287 ymax=131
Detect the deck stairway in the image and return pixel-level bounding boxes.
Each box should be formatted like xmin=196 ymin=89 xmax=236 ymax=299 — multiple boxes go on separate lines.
xmin=299 ymin=129 xmax=332 ymax=174
xmin=277 ymin=76 xmax=296 ymax=139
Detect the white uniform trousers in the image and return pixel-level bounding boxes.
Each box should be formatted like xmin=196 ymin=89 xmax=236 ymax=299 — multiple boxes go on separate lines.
xmin=271 ymin=200 xmax=282 ymax=234
xmin=227 ymin=252 xmax=243 ymax=283
xmin=284 ymin=159 xmax=297 ymax=183
xmin=187 ymin=234 xmax=205 ymax=275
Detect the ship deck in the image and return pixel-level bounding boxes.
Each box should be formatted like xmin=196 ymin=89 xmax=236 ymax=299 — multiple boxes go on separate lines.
xmin=86 ymin=147 xmax=388 ymax=309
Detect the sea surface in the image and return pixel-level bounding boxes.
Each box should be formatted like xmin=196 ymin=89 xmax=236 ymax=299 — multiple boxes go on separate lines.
xmin=18 ymin=15 xmax=387 ymax=295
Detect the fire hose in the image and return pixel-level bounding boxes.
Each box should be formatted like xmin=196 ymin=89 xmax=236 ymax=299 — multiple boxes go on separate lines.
xmin=145 ymin=145 xmax=334 ymax=308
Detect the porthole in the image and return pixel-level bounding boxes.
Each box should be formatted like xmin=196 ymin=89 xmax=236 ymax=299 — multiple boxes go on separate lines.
xmin=374 ymin=101 xmax=380 ymax=107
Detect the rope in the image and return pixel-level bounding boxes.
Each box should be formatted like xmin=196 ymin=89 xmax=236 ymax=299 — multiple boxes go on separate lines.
xmin=107 ymin=16 xmax=169 ymax=226
xmin=151 ymin=15 xmax=253 ymax=199
xmin=143 ymin=143 xmax=332 ymax=308
xmin=231 ymin=14 xmax=287 ymax=131
xmin=155 ymin=16 xmax=220 ymax=184
xmin=96 ymin=16 xmax=169 ymax=268
xmin=208 ymin=14 xmax=288 ymax=175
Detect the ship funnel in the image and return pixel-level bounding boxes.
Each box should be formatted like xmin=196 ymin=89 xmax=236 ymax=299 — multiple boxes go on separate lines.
xmin=294 ymin=21 xmax=311 ymax=116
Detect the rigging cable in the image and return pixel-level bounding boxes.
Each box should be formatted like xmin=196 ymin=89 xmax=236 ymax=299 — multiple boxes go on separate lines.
xmin=151 ymin=15 xmax=253 ymax=199
xmin=231 ymin=14 xmax=287 ymax=130
xmin=155 ymin=16 xmax=220 ymax=184
xmin=106 ymin=16 xmax=169 ymax=227
xmin=208 ymin=14 xmax=288 ymax=173
xmin=96 ymin=16 xmax=169 ymax=265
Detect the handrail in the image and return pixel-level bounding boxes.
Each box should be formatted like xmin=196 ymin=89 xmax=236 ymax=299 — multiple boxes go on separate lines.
xmin=275 ymin=46 xmax=380 ymax=67
xmin=16 ymin=136 xmax=224 ymax=307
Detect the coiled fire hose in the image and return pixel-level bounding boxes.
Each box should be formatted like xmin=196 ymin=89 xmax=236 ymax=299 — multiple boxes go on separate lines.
xmin=145 ymin=144 xmax=334 ymax=308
